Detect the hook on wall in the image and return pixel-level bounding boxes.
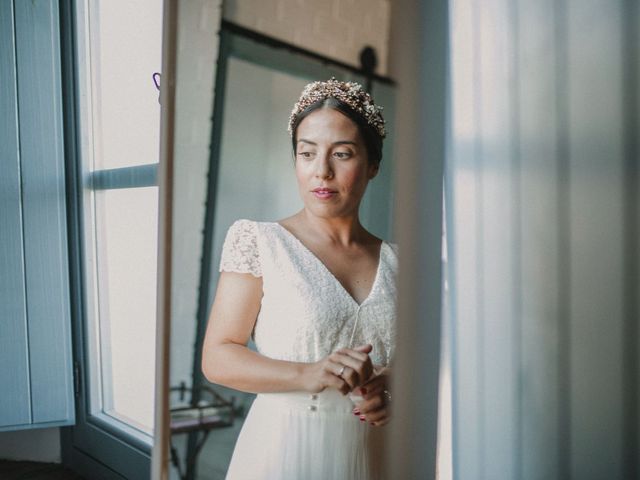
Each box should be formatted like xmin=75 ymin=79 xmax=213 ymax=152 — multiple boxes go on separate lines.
xmin=153 ymin=72 xmax=161 ymax=103
xmin=359 ymin=46 xmax=377 ymax=94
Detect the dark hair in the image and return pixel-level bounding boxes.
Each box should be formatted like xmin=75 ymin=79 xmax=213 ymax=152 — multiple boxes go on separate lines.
xmin=290 ymin=97 xmax=383 ymax=166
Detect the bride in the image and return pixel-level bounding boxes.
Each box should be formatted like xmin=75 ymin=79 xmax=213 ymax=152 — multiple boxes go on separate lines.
xmin=201 ymin=78 xmax=398 ymax=480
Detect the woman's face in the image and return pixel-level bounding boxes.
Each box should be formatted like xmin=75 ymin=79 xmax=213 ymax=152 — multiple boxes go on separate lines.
xmin=294 ymin=107 xmax=379 ymax=220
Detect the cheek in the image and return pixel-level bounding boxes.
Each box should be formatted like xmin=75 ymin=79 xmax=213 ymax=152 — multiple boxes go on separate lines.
xmin=294 ymin=162 xmax=307 ymax=182
xmin=340 ymin=166 xmax=369 ymax=190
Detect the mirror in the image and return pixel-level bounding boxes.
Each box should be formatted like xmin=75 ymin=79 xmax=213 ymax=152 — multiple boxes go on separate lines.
xmin=165 ymin=22 xmax=397 ymax=480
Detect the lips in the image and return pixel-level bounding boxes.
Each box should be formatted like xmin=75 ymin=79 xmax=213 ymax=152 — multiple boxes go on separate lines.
xmin=312 ymin=188 xmax=337 ymax=193
xmin=311 ymin=187 xmax=337 ymax=200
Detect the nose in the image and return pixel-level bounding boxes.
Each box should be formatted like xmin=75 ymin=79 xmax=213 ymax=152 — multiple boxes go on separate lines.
xmin=314 ymin=154 xmax=334 ymax=179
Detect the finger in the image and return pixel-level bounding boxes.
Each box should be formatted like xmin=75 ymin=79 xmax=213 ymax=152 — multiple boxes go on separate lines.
xmin=329 ymin=352 xmax=366 ymax=372
xmin=357 ymin=395 xmax=384 ymax=415
xmin=329 ymin=353 xmax=367 ymax=385
xmin=355 ymin=375 xmax=386 ymax=399
xmin=361 ymin=374 xmax=385 ymax=389
xmin=364 ymin=407 xmax=389 ymax=423
xmin=335 ymin=348 xmax=370 ymax=363
xmin=361 ymin=372 xmax=387 ymax=389
xmin=339 ymin=382 xmax=351 ymax=395
xmin=322 ymin=361 xmax=353 ymax=391
xmin=370 ymin=416 xmax=390 ymax=427
xmin=324 ymin=360 xmax=347 ymax=377
xmin=355 ymin=405 xmax=388 ymax=424
xmin=340 ymin=352 xmax=374 ymax=382
xmin=324 ymin=359 xmax=358 ymax=389
xmin=322 ymin=370 xmax=350 ymax=394
xmin=362 ymin=380 xmax=385 ymax=400
xmin=353 ymin=344 xmax=373 ymax=354
xmin=337 ymin=366 xmax=359 ymax=390
xmin=343 ymin=352 xmax=374 ymax=382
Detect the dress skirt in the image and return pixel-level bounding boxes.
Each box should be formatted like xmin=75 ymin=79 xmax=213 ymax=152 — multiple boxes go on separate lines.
xmin=225 ymin=389 xmax=386 ymax=480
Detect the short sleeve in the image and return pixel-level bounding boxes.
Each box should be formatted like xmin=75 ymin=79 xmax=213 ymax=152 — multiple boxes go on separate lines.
xmin=219 ymin=219 xmax=262 ymax=277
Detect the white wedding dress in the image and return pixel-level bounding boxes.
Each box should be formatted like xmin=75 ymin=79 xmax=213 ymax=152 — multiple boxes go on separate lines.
xmin=219 ymin=219 xmax=398 ymax=480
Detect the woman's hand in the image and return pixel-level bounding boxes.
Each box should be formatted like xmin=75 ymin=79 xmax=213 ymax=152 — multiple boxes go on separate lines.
xmin=301 ymin=344 xmax=374 ymax=395
xmin=352 ymin=370 xmax=391 ymax=426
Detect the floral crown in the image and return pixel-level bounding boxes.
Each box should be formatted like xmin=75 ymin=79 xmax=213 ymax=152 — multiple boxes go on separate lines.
xmin=287 ymin=77 xmax=387 ymax=139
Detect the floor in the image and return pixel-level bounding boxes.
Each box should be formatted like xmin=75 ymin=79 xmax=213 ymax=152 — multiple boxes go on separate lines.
xmin=0 ymin=392 xmax=252 ymax=480
xmin=169 ymin=390 xmax=254 ymax=480
xmin=0 ymin=461 xmax=85 ymax=480
xmin=170 ymin=419 xmax=244 ymax=480
xmin=1 ymin=424 xmax=243 ymax=480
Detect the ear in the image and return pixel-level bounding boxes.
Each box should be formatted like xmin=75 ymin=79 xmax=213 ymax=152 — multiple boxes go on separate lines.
xmin=367 ymin=162 xmax=380 ymax=179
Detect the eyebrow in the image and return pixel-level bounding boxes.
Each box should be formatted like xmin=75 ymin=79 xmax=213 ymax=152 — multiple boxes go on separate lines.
xmin=297 ymin=139 xmax=357 ymax=146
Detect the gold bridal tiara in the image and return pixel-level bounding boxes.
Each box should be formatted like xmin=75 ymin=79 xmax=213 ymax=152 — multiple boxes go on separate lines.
xmin=287 ymin=77 xmax=387 ymax=139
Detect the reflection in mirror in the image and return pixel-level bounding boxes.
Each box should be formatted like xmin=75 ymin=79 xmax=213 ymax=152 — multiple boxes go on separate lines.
xmin=168 ymin=22 xmax=396 ymax=480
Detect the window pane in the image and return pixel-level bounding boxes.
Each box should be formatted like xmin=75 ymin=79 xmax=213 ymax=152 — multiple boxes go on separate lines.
xmin=79 ymin=0 xmax=162 ymax=439
xmin=94 ymin=186 xmax=158 ymax=433
xmin=90 ymin=0 xmax=162 ymax=170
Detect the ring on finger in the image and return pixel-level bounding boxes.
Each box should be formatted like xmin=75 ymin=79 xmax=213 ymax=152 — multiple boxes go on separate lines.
xmin=337 ymin=365 xmax=346 ymax=377
xmin=383 ymin=389 xmax=392 ymax=403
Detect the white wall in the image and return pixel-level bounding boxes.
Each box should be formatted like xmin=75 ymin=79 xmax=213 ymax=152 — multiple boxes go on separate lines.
xmin=223 ymin=0 xmax=392 ymax=74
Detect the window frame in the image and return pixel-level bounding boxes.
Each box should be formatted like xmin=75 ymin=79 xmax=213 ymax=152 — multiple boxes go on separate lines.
xmin=60 ymin=0 xmax=157 ymax=476
xmin=171 ymin=22 xmax=398 ymax=478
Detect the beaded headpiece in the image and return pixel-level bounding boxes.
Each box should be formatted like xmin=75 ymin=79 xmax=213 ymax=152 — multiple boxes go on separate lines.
xmin=287 ymin=77 xmax=387 ymax=139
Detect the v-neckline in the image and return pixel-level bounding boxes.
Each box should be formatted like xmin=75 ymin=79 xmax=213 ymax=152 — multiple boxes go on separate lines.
xmin=272 ymin=222 xmax=385 ymax=308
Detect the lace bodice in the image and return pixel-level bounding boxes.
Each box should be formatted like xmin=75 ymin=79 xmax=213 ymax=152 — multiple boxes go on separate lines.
xmin=219 ymin=219 xmax=398 ymax=366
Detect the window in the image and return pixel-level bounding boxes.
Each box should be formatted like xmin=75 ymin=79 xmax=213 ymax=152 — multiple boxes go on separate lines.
xmin=62 ymin=0 xmax=163 ymax=476
xmin=80 ymin=0 xmax=161 ymax=438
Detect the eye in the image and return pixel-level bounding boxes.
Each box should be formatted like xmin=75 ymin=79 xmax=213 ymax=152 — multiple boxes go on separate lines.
xmin=297 ymin=151 xmax=314 ymax=159
xmin=333 ymin=151 xmax=352 ymax=159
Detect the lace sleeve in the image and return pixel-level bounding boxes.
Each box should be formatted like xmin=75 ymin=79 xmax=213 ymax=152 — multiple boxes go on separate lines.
xmin=219 ymin=219 xmax=262 ymax=277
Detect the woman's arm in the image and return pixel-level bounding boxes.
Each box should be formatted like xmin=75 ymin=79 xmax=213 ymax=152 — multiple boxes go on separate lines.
xmin=201 ymin=271 xmax=373 ymax=394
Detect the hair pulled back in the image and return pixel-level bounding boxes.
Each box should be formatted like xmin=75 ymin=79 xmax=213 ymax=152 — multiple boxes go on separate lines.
xmin=290 ymin=97 xmax=384 ymax=167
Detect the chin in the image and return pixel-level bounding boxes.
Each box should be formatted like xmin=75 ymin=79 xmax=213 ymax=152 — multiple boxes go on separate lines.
xmin=304 ymin=203 xmax=356 ymax=219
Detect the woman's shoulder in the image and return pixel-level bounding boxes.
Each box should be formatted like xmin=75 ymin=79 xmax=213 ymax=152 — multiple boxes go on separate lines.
xmin=224 ymin=218 xmax=255 ymax=240
xmin=226 ymin=218 xmax=283 ymax=242
xmin=385 ymin=241 xmax=399 ymax=255
xmin=227 ymin=218 xmax=258 ymax=228
xmin=369 ymin=230 xmax=397 ymax=256
xmin=220 ymin=218 xmax=263 ymax=277
xmin=226 ymin=218 xmax=274 ymax=234
xmin=227 ymin=218 xmax=278 ymax=229
xmin=382 ymin=240 xmax=399 ymax=269
xmin=222 ymin=218 xmax=271 ymax=255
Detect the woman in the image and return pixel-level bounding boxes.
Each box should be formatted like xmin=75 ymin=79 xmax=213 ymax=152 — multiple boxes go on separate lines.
xmin=202 ymin=78 xmax=398 ymax=479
